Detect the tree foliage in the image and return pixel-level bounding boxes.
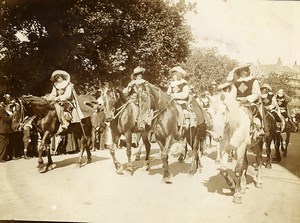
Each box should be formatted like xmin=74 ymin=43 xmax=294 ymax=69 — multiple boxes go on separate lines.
xmin=259 ymin=72 xmax=297 ymax=97
xmin=183 ymin=47 xmax=238 ymax=94
xmin=0 ymin=0 xmax=193 ymax=96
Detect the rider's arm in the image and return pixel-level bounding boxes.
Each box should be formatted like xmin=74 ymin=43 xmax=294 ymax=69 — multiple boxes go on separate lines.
xmin=171 ymin=85 xmax=189 ymax=100
xmin=247 ymin=79 xmax=260 ymax=103
xmin=57 ymin=84 xmax=73 ymax=101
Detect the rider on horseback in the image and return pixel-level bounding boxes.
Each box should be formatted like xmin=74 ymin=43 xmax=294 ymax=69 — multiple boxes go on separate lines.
xmin=276 ymin=89 xmax=292 ymax=122
xmin=123 ymin=66 xmax=147 ymax=100
xmin=45 ymin=70 xmax=73 ymax=134
xmin=260 ymin=84 xmax=282 ymax=132
xmin=226 ymin=64 xmax=265 ymax=139
xmin=167 ymin=66 xmax=191 ymax=130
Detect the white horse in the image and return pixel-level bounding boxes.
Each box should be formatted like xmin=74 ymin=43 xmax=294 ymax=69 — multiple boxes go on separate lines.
xmin=207 ymin=92 xmax=263 ymax=204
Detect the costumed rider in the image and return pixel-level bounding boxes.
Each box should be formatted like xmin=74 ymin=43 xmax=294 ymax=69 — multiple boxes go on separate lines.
xmin=45 ymin=70 xmax=74 ymax=134
xmin=260 ymin=84 xmax=282 ymax=132
xmin=123 ymin=66 xmax=147 ymax=101
xmin=167 ymin=66 xmax=190 ymax=130
xmin=226 ymin=64 xmax=265 ymax=138
xmin=276 ymin=89 xmax=292 ymax=122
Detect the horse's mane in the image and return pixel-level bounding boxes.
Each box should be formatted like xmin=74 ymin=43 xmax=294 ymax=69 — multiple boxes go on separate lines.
xmin=20 ymin=95 xmax=55 ymax=116
xmin=145 ymin=82 xmax=172 ymax=110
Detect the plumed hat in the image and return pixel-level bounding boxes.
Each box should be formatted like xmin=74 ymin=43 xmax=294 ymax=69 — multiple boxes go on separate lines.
xmin=50 ymin=70 xmax=70 ymax=82
xmin=227 ymin=64 xmax=252 ymax=81
xmin=130 ymin=66 xmax=146 ymax=79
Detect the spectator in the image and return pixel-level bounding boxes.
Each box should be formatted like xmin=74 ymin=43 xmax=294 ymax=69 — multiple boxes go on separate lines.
xmin=0 ymin=97 xmax=13 ymax=162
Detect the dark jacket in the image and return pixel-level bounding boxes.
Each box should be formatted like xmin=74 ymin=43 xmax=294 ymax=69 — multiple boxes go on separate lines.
xmin=0 ymin=103 xmax=13 ymax=134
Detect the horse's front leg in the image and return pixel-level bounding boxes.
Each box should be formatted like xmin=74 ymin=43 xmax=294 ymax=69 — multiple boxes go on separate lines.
xmin=160 ymin=135 xmax=173 ymax=184
xmin=38 ymin=131 xmax=55 ymax=173
xmin=264 ymin=136 xmax=272 ymax=169
xmin=233 ymin=144 xmax=248 ymax=204
xmin=282 ymin=132 xmax=290 ymax=157
xmin=254 ymin=143 xmax=263 ymax=189
xmin=108 ymin=129 xmax=123 ymax=174
xmin=124 ymin=131 xmax=133 ymax=175
xmin=139 ymin=131 xmax=151 ymax=171
xmin=220 ymin=150 xmax=236 ymax=193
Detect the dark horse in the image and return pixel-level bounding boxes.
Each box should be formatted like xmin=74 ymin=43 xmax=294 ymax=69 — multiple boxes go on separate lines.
xmin=136 ymin=82 xmax=206 ymax=183
xmin=273 ymin=117 xmax=293 ymax=162
xmin=263 ymin=110 xmax=280 ymax=168
xmin=101 ymin=84 xmax=151 ymax=175
xmin=12 ymin=95 xmax=96 ymax=173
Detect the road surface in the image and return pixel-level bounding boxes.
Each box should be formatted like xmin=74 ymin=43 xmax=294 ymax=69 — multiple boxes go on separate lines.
xmin=1 ymin=133 xmax=300 ymax=223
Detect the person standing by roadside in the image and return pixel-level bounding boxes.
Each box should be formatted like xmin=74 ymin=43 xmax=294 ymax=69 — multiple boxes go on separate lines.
xmin=0 ymin=97 xmax=13 ymax=163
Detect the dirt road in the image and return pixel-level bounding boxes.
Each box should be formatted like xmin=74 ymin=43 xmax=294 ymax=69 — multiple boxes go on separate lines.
xmin=1 ymin=134 xmax=300 ymax=223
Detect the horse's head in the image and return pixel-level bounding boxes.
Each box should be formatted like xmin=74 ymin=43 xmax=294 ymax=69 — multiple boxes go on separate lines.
xmin=136 ymin=83 xmax=152 ymax=131
xmin=206 ymin=93 xmax=229 ymax=141
xmin=101 ymin=85 xmax=119 ymax=122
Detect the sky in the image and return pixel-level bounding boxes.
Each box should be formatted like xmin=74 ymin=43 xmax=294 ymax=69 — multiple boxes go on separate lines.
xmin=185 ymin=0 xmax=300 ymax=66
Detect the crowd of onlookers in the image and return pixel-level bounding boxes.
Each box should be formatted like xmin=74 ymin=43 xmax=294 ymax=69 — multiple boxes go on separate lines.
xmin=0 ymin=93 xmax=108 ymax=163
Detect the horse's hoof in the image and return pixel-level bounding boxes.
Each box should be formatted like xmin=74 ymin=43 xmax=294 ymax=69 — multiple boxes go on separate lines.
xmin=39 ymin=165 xmax=48 ymax=173
xmin=189 ymin=169 xmax=195 ymax=175
xmin=283 ymin=151 xmax=287 ymax=157
xmin=281 ymin=147 xmax=285 ymax=152
xmin=116 ymin=165 xmax=124 ymax=175
xmin=272 ymin=156 xmax=281 ymax=162
xmin=163 ymin=174 xmax=173 ymax=184
xmin=125 ymin=169 xmax=133 ymax=176
xmin=48 ymin=164 xmax=56 ymax=171
xmin=255 ymin=182 xmax=263 ymax=189
xmin=233 ymin=194 xmax=242 ymax=204
xmin=265 ymin=163 xmax=272 ymax=169
xmin=135 ymin=156 xmax=141 ymax=161
xmin=86 ymin=158 xmax=92 ymax=164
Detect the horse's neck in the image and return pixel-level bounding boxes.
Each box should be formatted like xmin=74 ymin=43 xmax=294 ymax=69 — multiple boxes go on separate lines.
xmin=149 ymin=85 xmax=170 ymax=110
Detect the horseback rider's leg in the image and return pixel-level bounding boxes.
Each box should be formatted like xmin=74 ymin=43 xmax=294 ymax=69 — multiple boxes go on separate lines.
xmin=251 ymin=104 xmax=265 ymax=138
xmin=56 ymin=102 xmax=72 ymax=134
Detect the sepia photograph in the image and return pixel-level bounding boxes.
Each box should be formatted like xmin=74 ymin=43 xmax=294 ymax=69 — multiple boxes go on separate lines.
xmin=0 ymin=0 xmax=300 ymax=222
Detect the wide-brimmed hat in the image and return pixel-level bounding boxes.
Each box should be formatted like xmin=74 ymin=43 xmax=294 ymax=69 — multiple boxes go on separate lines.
xmin=50 ymin=70 xmax=70 ymax=82
xmin=169 ymin=66 xmax=187 ymax=77
xmin=260 ymin=83 xmax=272 ymax=91
xmin=227 ymin=64 xmax=252 ymax=81
xmin=130 ymin=66 xmax=146 ymax=79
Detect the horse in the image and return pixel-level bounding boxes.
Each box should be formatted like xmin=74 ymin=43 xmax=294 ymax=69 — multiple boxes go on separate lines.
xmin=273 ymin=117 xmax=293 ymax=161
xmin=136 ymin=82 xmax=206 ymax=183
xmin=12 ymin=95 xmax=97 ymax=173
xmin=263 ymin=110 xmax=280 ymax=168
xmin=101 ymin=84 xmax=151 ymax=175
xmin=207 ymin=92 xmax=264 ymax=204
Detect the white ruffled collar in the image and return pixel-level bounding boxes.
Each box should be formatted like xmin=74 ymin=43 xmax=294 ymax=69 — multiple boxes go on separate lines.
xmin=170 ymin=79 xmax=188 ymax=87
xmin=54 ymin=80 xmax=69 ymax=89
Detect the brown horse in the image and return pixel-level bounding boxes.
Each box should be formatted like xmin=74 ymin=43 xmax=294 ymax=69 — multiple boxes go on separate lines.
xmin=273 ymin=118 xmax=293 ymax=161
xmin=101 ymin=85 xmax=151 ymax=175
xmin=135 ymin=82 xmax=206 ymax=183
xmin=12 ymin=95 xmax=96 ymax=173
xmin=263 ymin=110 xmax=280 ymax=168
xmin=207 ymin=92 xmax=264 ymax=204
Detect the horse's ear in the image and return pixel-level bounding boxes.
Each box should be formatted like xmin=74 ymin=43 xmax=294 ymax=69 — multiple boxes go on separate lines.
xmin=98 ymin=80 xmax=102 ymax=89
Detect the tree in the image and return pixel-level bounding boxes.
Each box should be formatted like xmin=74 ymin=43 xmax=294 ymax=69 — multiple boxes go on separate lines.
xmin=183 ymin=47 xmax=238 ymax=94
xmin=260 ymin=72 xmax=297 ymax=97
xmin=0 ymin=0 xmax=194 ymax=96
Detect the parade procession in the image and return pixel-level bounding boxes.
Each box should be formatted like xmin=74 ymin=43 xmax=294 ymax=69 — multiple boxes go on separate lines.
xmin=1 ymin=1 xmax=300 ymax=223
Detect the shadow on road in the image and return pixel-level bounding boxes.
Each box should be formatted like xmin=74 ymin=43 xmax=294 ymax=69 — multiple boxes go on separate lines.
xmin=54 ymin=155 xmax=109 ymax=169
